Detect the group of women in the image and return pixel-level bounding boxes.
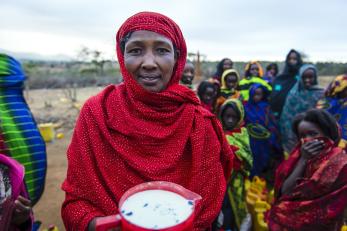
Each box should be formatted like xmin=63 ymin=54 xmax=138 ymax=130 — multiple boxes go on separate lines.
xmin=193 ymin=47 xmax=347 ymax=230
xmin=59 ymin=11 xmax=347 ymax=231
xmin=1 ymin=11 xmax=345 ymax=231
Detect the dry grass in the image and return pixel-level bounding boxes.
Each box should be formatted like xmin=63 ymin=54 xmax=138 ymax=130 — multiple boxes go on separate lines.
xmin=319 ymin=76 xmax=335 ymax=88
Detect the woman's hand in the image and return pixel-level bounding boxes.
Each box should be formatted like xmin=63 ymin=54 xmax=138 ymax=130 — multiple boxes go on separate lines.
xmin=300 ymin=139 xmax=325 ymax=160
xmin=11 ymin=196 xmax=31 ymax=226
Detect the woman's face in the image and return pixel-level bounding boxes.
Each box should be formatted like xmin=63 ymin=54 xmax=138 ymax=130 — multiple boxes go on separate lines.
xmin=297 ymin=120 xmax=325 ymax=140
xmin=181 ymin=62 xmax=195 ymax=84
xmin=222 ymin=106 xmax=240 ymax=130
xmin=268 ymin=66 xmax=277 ymax=77
xmin=252 ymin=87 xmax=264 ymax=103
xmin=288 ymin=52 xmax=298 ymax=67
xmin=124 ymin=30 xmax=176 ymax=92
xmin=249 ymin=64 xmax=260 ymax=77
xmin=302 ymin=69 xmax=315 ymax=89
xmin=225 ymin=74 xmax=238 ymax=90
xmin=202 ymin=86 xmax=216 ymax=103
xmin=223 ymin=59 xmax=233 ymax=71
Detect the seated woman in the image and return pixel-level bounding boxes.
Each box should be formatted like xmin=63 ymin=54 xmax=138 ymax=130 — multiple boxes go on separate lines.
xmin=267 ymin=109 xmax=347 ymax=231
xmin=61 ymin=12 xmax=233 ymax=231
xmin=239 ymin=61 xmax=272 ymax=101
xmin=215 ymin=69 xmax=240 ymax=115
xmin=280 ymin=64 xmax=324 ymax=153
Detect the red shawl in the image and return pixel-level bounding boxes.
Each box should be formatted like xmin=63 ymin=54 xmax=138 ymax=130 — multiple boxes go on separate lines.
xmin=267 ymin=138 xmax=347 ymax=231
xmin=61 ymin=12 xmax=233 ymax=231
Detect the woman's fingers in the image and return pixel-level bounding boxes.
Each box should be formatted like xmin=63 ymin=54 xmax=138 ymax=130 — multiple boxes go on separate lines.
xmin=307 ymin=143 xmax=325 ymax=156
xmin=17 ymin=196 xmax=31 ymax=206
xmin=14 ymin=198 xmax=31 ymax=212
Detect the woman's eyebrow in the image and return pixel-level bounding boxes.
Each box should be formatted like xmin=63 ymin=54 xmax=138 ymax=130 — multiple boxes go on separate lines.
xmin=153 ymin=40 xmax=172 ymax=46
xmin=125 ymin=41 xmax=144 ymax=47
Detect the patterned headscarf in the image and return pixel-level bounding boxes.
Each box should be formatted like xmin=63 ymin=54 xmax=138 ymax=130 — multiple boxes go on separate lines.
xmin=325 ymin=74 xmax=347 ymax=98
xmin=221 ymin=69 xmax=240 ymax=93
xmin=219 ymin=98 xmax=245 ymax=129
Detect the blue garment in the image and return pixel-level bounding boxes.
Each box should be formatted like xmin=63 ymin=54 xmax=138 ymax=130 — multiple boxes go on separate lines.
xmin=244 ymin=84 xmax=282 ymax=177
xmin=280 ymin=64 xmax=324 ymax=153
xmin=0 ymin=54 xmax=47 ymax=205
xmin=324 ymin=97 xmax=347 ymax=140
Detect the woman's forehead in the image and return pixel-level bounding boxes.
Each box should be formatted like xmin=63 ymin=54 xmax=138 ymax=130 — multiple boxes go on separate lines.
xmin=126 ymin=30 xmax=173 ymax=45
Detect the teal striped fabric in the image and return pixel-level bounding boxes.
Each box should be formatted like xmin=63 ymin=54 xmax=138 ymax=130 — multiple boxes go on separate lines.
xmin=0 ymin=54 xmax=47 ymax=205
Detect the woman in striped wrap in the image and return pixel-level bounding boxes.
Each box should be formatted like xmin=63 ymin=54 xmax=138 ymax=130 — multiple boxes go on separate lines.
xmin=0 ymin=54 xmax=46 ymax=206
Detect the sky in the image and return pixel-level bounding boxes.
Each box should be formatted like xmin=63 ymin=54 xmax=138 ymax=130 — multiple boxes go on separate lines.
xmin=1 ymin=0 xmax=346 ymax=62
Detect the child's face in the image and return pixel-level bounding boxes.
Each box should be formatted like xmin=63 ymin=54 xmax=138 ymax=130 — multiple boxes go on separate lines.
xmin=250 ymin=64 xmax=260 ymax=77
xmin=223 ymin=59 xmax=233 ymax=71
xmin=181 ymin=63 xmax=195 ymax=84
xmin=268 ymin=67 xmax=277 ymax=77
xmin=222 ymin=106 xmax=240 ymax=130
xmin=202 ymin=86 xmax=217 ymax=103
xmin=302 ymin=69 xmax=315 ymax=89
xmin=297 ymin=120 xmax=325 ymax=140
xmin=225 ymin=74 xmax=238 ymax=90
xmin=252 ymin=87 xmax=264 ymax=103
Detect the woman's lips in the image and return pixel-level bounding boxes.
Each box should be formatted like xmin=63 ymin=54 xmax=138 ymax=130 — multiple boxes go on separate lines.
xmin=139 ymin=75 xmax=161 ymax=86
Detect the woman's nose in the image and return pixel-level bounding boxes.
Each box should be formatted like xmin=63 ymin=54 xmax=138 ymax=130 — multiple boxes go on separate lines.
xmin=227 ymin=118 xmax=234 ymax=124
xmin=141 ymin=51 xmax=157 ymax=70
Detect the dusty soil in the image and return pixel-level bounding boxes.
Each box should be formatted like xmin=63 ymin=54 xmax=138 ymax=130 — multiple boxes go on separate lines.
xmin=27 ymin=87 xmax=103 ymax=230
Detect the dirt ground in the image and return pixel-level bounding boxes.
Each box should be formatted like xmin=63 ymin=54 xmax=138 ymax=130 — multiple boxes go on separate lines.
xmin=27 ymin=87 xmax=103 ymax=230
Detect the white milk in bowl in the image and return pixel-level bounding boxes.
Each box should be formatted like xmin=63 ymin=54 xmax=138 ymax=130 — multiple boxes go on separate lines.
xmin=120 ymin=189 xmax=194 ymax=229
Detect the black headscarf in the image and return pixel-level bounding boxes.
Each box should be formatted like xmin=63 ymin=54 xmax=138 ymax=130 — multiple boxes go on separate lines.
xmin=269 ymin=49 xmax=303 ymax=119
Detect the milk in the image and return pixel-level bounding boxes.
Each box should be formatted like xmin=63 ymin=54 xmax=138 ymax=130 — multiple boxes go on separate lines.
xmin=120 ymin=189 xmax=194 ymax=229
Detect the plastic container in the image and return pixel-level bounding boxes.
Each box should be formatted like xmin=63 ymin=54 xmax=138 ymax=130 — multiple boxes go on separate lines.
xmin=254 ymin=200 xmax=271 ymax=214
xmin=252 ymin=176 xmax=266 ymax=190
xmin=95 ymin=181 xmax=202 ymax=231
xmin=38 ymin=123 xmax=55 ymax=142
xmin=254 ymin=213 xmax=268 ymax=231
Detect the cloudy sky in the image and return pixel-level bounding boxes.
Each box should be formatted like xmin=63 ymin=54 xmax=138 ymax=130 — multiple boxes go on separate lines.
xmin=1 ymin=0 xmax=346 ymax=62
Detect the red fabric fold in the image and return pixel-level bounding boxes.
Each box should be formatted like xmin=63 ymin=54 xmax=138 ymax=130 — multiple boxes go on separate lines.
xmin=267 ymin=138 xmax=347 ymax=231
xmin=61 ymin=12 xmax=233 ymax=231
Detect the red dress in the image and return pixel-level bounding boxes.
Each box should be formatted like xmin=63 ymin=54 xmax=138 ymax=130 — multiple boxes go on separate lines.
xmin=267 ymin=138 xmax=347 ymax=231
xmin=61 ymin=12 xmax=233 ymax=231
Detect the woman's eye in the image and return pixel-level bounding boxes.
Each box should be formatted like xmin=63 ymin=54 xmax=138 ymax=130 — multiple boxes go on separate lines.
xmin=127 ymin=48 xmax=142 ymax=55
xmin=157 ymin=48 xmax=170 ymax=54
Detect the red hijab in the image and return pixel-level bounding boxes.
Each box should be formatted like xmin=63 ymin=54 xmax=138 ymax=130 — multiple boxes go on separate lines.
xmin=62 ymin=12 xmax=233 ymax=230
xmin=267 ymin=137 xmax=347 ymax=231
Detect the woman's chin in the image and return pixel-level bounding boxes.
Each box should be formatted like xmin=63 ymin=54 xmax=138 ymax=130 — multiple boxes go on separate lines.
xmin=140 ymin=83 xmax=164 ymax=93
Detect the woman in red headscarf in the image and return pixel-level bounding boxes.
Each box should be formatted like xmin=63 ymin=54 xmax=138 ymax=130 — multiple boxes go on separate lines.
xmin=266 ymin=109 xmax=347 ymax=231
xmin=61 ymin=12 xmax=233 ymax=231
